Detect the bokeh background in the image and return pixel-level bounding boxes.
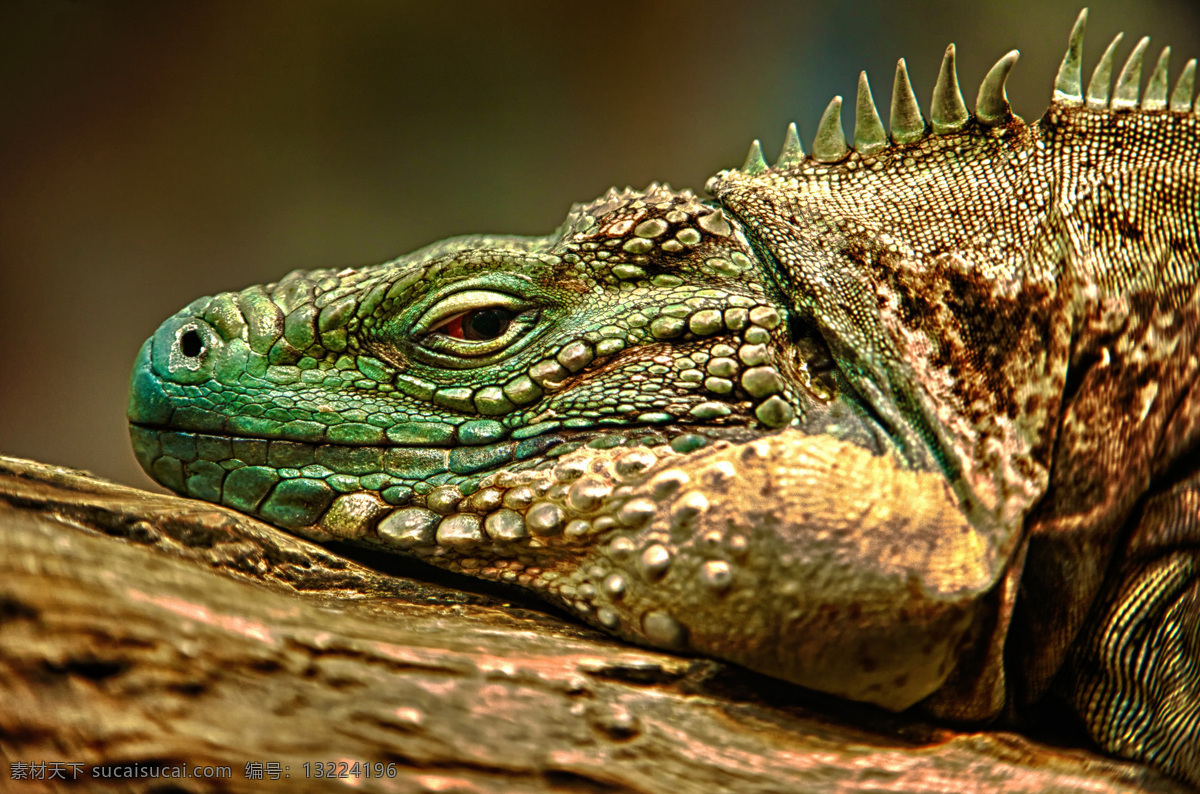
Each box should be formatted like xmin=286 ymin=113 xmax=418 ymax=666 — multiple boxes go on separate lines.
xmin=3 ymin=0 xmax=1198 ymax=491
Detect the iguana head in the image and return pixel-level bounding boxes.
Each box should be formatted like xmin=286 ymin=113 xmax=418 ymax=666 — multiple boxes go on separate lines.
xmin=128 ymin=183 xmax=890 ymax=528
xmin=128 ymin=9 xmax=1199 ymax=717
xmin=128 ymin=176 xmax=979 ymax=710
xmin=128 ymin=183 xmax=906 ymax=531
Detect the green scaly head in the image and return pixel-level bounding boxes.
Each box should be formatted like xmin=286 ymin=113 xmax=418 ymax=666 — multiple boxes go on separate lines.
xmin=129 ymin=177 xmax=981 ymax=713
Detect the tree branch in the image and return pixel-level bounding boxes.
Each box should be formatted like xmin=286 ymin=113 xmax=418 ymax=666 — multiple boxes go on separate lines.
xmin=0 ymin=455 xmax=1186 ymax=793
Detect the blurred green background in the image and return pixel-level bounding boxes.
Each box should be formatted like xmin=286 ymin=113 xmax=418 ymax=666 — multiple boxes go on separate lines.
xmin=2 ymin=0 xmax=1198 ymax=490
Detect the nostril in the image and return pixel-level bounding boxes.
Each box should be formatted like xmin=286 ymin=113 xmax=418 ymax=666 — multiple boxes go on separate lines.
xmin=156 ymin=319 xmax=217 ymax=381
xmin=179 ymin=329 xmax=204 ymax=358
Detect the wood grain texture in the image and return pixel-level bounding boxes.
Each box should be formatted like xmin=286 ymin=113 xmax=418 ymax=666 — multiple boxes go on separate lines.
xmin=0 ymin=455 xmax=1188 ymax=793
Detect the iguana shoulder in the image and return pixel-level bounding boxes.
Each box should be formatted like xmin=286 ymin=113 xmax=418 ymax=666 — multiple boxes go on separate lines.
xmin=711 ymin=11 xmax=1200 ymax=726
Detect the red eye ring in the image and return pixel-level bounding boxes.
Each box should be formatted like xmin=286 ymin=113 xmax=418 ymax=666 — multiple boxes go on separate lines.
xmin=438 ymin=313 xmax=465 ymax=339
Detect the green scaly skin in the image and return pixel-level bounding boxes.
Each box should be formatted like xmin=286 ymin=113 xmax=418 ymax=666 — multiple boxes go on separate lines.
xmin=129 ymin=11 xmax=1200 ymax=786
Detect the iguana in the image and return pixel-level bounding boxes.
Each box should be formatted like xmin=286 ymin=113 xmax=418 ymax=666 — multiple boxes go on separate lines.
xmin=127 ymin=9 xmax=1200 ymax=785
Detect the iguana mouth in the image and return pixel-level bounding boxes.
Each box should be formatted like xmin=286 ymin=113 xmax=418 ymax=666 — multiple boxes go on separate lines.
xmin=127 ymin=410 xmax=775 ymax=522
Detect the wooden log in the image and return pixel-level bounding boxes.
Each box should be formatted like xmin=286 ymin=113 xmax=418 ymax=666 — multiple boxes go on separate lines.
xmin=0 ymin=454 xmax=1188 ymax=793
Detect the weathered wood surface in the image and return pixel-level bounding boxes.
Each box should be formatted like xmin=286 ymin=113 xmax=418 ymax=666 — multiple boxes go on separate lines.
xmin=0 ymin=454 xmax=1189 ymax=793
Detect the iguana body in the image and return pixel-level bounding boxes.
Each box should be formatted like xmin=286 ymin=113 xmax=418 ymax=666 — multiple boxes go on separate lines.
xmin=128 ymin=11 xmax=1200 ymax=785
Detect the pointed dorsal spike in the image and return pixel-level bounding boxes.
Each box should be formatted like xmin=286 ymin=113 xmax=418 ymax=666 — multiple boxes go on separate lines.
xmin=1054 ymin=8 xmax=1088 ymax=104
xmin=776 ymin=122 xmax=805 ymax=168
xmin=890 ymin=58 xmax=926 ymax=144
xmin=813 ymin=96 xmax=849 ymax=163
xmin=976 ymin=50 xmax=1020 ymax=126
xmin=1171 ymin=58 xmax=1196 ymax=112
xmin=1142 ymin=46 xmax=1171 ymax=110
xmin=1112 ymin=36 xmax=1150 ymax=109
xmin=1086 ymin=32 xmax=1125 ymax=108
xmin=854 ymin=72 xmax=888 ymax=153
xmin=741 ymin=140 xmax=767 ymax=175
xmin=931 ymin=43 xmax=969 ymax=134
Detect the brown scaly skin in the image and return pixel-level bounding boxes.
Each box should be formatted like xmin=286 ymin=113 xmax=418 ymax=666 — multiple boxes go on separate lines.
xmin=128 ymin=11 xmax=1200 ymax=785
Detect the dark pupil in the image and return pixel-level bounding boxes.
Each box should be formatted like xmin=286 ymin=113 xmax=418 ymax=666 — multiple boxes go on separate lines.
xmin=463 ymin=308 xmax=511 ymax=340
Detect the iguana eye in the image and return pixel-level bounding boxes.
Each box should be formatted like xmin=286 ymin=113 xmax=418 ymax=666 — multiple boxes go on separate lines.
xmin=434 ymin=307 xmax=514 ymax=341
xmin=413 ymin=289 xmax=538 ymax=359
